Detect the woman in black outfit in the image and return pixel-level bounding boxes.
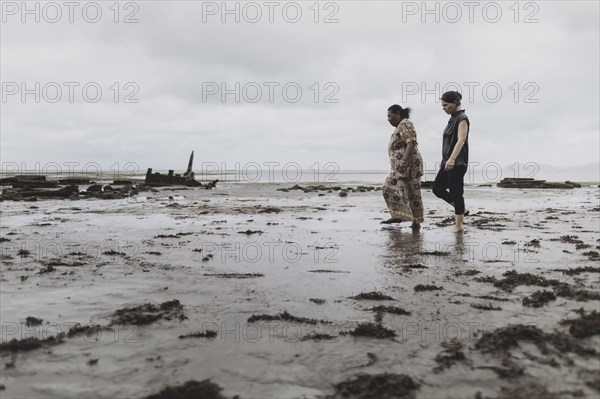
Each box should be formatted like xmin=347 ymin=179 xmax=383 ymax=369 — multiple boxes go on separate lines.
xmin=432 ymin=91 xmax=470 ymax=232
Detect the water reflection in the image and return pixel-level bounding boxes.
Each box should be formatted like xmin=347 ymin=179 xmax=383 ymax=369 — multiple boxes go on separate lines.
xmin=380 ymin=227 xmax=425 ymax=269
xmin=381 ymin=227 xmax=469 ymax=271
xmin=453 ymin=231 xmax=466 ymax=259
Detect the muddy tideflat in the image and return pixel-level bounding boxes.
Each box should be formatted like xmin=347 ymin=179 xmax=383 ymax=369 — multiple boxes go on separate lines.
xmin=0 ymin=183 xmax=599 ymax=398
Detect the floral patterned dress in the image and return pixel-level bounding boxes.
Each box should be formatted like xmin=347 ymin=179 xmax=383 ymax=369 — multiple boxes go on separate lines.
xmin=383 ymin=118 xmax=425 ymax=223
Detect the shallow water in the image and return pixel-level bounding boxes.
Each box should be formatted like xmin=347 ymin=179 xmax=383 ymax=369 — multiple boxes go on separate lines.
xmin=1 ymin=183 xmax=599 ymax=398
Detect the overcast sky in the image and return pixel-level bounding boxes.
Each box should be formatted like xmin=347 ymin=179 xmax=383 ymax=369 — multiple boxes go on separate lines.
xmin=1 ymin=1 xmax=599 ymax=176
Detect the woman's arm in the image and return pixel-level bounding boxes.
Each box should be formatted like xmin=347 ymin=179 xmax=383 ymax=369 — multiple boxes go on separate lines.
xmin=401 ymin=142 xmax=416 ymax=162
xmin=444 ymin=120 xmax=469 ymax=171
xmin=399 ymin=121 xmax=417 ymax=170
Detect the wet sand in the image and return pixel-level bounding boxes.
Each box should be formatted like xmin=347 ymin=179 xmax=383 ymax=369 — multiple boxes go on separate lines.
xmin=1 ymin=183 xmax=599 ymax=398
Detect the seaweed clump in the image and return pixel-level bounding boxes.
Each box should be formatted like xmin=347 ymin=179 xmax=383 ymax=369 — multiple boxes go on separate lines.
xmin=110 ymin=300 xmax=186 ymax=326
xmin=325 ymin=373 xmax=419 ymax=399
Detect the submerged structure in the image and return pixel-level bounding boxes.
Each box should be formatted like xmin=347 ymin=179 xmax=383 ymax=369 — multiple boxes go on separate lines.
xmin=497 ymin=178 xmax=581 ymax=189
xmin=144 ymin=151 xmax=218 ymax=188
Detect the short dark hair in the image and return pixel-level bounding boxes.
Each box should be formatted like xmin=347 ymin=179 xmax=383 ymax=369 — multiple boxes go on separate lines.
xmin=440 ymin=91 xmax=462 ymax=105
xmin=388 ymin=104 xmax=411 ymax=119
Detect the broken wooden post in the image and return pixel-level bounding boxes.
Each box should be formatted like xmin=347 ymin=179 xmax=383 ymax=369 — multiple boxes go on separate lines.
xmin=183 ymin=151 xmax=194 ymax=180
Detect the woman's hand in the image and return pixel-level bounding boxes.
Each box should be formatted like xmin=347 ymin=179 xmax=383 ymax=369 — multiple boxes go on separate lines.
xmin=444 ymin=158 xmax=455 ymax=171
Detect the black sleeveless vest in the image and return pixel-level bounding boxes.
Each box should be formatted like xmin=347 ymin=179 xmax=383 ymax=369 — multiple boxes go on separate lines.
xmin=442 ymin=109 xmax=469 ymax=167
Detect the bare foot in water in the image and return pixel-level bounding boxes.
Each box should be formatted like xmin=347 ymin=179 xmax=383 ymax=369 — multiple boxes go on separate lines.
xmin=453 ymin=214 xmax=464 ymax=232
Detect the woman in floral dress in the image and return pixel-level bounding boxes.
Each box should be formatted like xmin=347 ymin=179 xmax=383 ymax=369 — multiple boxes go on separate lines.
xmin=381 ymin=104 xmax=424 ymax=229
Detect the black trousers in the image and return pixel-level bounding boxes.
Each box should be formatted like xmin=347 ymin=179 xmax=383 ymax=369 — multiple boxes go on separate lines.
xmin=432 ymin=165 xmax=467 ymax=215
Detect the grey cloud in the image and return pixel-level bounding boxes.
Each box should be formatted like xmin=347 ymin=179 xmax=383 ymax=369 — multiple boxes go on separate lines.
xmin=1 ymin=1 xmax=598 ymax=171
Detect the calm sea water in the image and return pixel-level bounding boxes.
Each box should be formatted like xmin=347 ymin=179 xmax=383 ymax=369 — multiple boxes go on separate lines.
xmin=1 ymin=169 xmax=598 ymax=185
